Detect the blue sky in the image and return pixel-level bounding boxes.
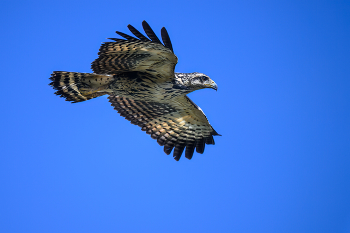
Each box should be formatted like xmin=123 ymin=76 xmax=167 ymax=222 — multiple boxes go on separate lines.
xmin=1 ymin=0 xmax=349 ymax=232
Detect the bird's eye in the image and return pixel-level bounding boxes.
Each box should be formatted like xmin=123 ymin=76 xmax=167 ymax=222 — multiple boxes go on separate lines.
xmin=201 ymin=76 xmax=209 ymax=81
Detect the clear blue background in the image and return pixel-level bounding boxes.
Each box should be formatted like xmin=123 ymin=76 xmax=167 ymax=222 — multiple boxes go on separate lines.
xmin=1 ymin=0 xmax=349 ymax=232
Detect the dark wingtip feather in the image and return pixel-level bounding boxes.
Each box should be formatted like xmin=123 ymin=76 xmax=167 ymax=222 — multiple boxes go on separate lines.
xmin=115 ymin=31 xmax=138 ymax=41
xmin=157 ymin=138 xmax=166 ymax=146
xmin=161 ymin=27 xmax=174 ymax=53
xmin=205 ymin=136 xmax=215 ymax=145
xmin=196 ymin=139 xmax=206 ymax=154
xmin=142 ymin=21 xmax=162 ymax=44
xmin=212 ymin=129 xmax=222 ymax=136
xmin=173 ymin=145 xmax=185 ymax=161
xmin=127 ymin=24 xmax=150 ymax=42
xmin=164 ymin=145 xmax=174 ymax=155
xmin=107 ymin=38 xmax=126 ymax=42
xmin=185 ymin=145 xmax=195 ymax=160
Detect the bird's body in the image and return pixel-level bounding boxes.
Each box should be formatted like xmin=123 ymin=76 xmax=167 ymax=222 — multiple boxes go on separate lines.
xmin=50 ymin=21 xmax=220 ymax=161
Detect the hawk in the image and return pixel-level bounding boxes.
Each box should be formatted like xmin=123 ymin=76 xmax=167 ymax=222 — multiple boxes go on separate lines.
xmin=49 ymin=21 xmax=220 ymax=161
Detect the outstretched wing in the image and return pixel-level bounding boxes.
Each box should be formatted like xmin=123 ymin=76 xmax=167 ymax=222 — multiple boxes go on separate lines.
xmin=91 ymin=21 xmax=177 ymax=81
xmin=108 ymin=95 xmax=220 ymax=161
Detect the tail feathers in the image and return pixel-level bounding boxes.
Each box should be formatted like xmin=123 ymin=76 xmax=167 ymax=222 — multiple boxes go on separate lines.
xmin=49 ymin=71 xmax=114 ymax=103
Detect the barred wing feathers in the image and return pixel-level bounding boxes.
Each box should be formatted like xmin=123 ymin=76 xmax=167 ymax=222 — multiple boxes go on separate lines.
xmin=108 ymin=95 xmax=219 ymax=161
xmin=91 ymin=21 xmax=177 ymax=81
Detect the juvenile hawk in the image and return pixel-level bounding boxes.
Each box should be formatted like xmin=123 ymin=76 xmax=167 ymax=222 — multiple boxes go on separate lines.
xmin=49 ymin=21 xmax=220 ymax=161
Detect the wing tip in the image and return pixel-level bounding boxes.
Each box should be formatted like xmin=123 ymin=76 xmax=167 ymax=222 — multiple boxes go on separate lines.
xmin=212 ymin=129 xmax=222 ymax=136
xmin=141 ymin=20 xmax=162 ymax=44
xmin=173 ymin=145 xmax=185 ymax=161
xmin=161 ymin=27 xmax=174 ymax=53
xmin=164 ymin=145 xmax=174 ymax=155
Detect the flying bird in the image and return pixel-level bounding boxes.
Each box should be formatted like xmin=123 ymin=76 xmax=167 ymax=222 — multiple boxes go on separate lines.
xmin=49 ymin=21 xmax=220 ymax=161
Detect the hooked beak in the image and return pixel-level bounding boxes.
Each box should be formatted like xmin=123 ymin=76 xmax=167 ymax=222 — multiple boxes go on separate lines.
xmin=207 ymin=81 xmax=218 ymax=91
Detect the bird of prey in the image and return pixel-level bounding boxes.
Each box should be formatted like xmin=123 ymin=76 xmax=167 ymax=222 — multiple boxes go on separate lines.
xmin=49 ymin=21 xmax=220 ymax=161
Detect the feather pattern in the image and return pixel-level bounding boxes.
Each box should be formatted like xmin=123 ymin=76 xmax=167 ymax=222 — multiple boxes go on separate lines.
xmin=115 ymin=31 xmax=138 ymax=41
xmin=127 ymin=24 xmax=151 ymax=42
xmin=108 ymin=95 xmax=218 ymax=160
xmin=50 ymin=21 xmax=220 ymax=161
xmin=49 ymin=72 xmax=113 ymax=103
xmin=161 ymin=27 xmax=174 ymax=53
xmin=142 ymin=20 xmax=162 ymax=44
xmin=91 ymin=23 xmax=177 ymax=78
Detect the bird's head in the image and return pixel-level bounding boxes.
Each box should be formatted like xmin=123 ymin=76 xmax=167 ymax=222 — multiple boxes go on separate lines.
xmin=174 ymin=72 xmax=218 ymax=91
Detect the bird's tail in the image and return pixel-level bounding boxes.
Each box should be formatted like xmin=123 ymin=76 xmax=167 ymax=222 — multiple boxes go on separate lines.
xmin=49 ymin=71 xmax=114 ymax=103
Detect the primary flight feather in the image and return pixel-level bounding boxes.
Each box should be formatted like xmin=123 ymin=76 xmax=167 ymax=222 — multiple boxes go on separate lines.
xmin=49 ymin=21 xmax=220 ymax=161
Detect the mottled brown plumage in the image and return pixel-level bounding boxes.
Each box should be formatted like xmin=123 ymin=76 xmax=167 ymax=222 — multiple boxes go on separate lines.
xmin=49 ymin=21 xmax=220 ymax=161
